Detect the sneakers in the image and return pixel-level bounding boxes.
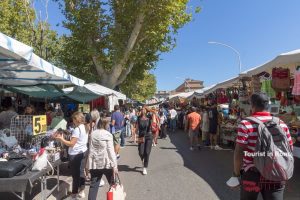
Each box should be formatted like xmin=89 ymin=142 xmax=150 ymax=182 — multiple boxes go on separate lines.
xmin=116 ymin=154 xmax=120 ymax=160
xmin=215 ymin=145 xmax=222 ymax=150
xmin=142 ymin=167 xmax=147 ymax=175
xmin=120 ymin=146 xmax=125 ymax=149
xmin=100 ymin=179 xmax=105 ymax=187
xmin=210 ymin=145 xmax=215 ymax=150
xmin=77 ymin=190 xmax=85 ymax=199
xmin=190 ymin=147 xmax=194 ymax=151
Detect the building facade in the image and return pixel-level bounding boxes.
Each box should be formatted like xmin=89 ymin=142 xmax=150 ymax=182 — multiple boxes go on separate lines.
xmin=174 ymin=79 xmax=204 ymax=93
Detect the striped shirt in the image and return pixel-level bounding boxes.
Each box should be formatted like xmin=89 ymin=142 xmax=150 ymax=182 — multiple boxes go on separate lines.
xmin=236 ymin=112 xmax=293 ymax=171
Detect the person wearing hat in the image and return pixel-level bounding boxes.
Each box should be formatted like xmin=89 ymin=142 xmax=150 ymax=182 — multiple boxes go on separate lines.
xmin=233 ymin=92 xmax=293 ymax=200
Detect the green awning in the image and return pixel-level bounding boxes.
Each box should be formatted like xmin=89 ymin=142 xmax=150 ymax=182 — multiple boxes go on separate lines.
xmin=6 ymin=84 xmax=65 ymax=98
xmin=64 ymin=86 xmax=101 ymax=103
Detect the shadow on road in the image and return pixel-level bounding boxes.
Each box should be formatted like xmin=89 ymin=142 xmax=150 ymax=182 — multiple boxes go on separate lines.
xmin=159 ymin=147 xmax=178 ymax=150
xmin=167 ymin=130 xmax=300 ymax=200
xmin=118 ymin=165 xmax=143 ymax=174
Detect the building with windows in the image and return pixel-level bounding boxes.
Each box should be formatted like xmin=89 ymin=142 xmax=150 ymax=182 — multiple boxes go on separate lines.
xmin=174 ymin=78 xmax=204 ymax=93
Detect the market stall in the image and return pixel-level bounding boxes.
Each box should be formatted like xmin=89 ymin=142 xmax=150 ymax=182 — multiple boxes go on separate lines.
xmin=64 ymin=83 xmax=127 ymax=111
xmin=240 ymin=49 xmax=300 ymax=158
xmin=0 ymin=32 xmax=84 ymax=198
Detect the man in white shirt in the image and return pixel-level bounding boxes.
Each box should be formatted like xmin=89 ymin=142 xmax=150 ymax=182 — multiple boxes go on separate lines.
xmin=169 ymin=107 xmax=177 ymax=133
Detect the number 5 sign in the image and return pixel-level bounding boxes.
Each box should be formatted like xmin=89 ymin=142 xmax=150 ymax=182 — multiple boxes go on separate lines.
xmin=33 ymin=115 xmax=47 ymax=135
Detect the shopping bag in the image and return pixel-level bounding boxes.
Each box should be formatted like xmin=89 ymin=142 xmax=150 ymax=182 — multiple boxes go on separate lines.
xmin=107 ymin=174 xmax=126 ymax=200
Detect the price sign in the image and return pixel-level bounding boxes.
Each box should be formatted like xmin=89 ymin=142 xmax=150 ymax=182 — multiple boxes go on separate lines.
xmin=32 ymin=115 xmax=47 ymax=135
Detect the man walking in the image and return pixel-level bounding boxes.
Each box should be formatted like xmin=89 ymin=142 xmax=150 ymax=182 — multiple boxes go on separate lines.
xmin=233 ymin=93 xmax=293 ymax=200
xmin=111 ymin=105 xmax=124 ymax=159
xmin=186 ymin=107 xmax=201 ymax=151
xmin=169 ymin=106 xmax=177 ymax=133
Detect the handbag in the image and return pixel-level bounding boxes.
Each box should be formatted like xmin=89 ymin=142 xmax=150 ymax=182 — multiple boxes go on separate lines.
xmin=0 ymin=157 xmax=33 ymax=178
xmin=107 ymin=174 xmax=126 ymax=200
xmin=271 ymin=67 xmax=290 ymax=91
xmin=151 ymin=122 xmax=159 ymax=133
xmin=137 ymin=136 xmax=145 ymax=144
xmin=32 ymin=149 xmax=54 ymax=174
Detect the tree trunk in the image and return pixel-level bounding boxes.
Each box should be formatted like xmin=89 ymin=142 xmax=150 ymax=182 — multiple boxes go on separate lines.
xmin=95 ymin=2 xmax=145 ymax=89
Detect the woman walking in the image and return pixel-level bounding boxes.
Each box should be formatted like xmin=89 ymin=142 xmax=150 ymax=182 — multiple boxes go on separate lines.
xmin=151 ymin=109 xmax=160 ymax=147
xmin=201 ymin=107 xmax=210 ymax=146
xmin=159 ymin=111 xmax=167 ymax=139
xmin=137 ymin=107 xmax=153 ymax=175
xmin=54 ymin=111 xmax=88 ymax=199
xmin=87 ymin=117 xmax=118 ymax=200
xmin=130 ymin=108 xmax=138 ymax=143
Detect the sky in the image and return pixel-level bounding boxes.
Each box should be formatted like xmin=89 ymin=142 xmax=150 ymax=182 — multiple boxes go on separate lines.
xmin=36 ymin=0 xmax=300 ymax=91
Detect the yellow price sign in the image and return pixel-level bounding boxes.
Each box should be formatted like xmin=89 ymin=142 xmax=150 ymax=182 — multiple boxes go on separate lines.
xmin=32 ymin=115 xmax=47 ymax=135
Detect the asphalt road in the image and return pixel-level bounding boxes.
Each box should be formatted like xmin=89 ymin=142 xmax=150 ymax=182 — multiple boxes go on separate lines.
xmin=1 ymin=129 xmax=300 ymax=200
xmin=92 ymin=129 xmax=300 ymax=200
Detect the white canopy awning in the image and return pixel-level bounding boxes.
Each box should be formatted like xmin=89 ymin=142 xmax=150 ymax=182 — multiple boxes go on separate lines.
xmin=168 ymin=91 xmax=194 ymax=100
xmin=84 ymin=83 xmax=126 ymax=100
xmin=64 ymin=83 xmax=127 ymax=101
xmin=0 ymin=32 xmax=84 ymax=86
xmin=240 ymin=49 xmax=300 ymax=77
xmin=203 ymin=77 xmax=240 ymax=95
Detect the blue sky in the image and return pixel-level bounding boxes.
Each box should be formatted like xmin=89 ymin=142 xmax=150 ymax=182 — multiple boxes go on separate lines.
xmin=36 ymin=0 xmax=300 ymax=91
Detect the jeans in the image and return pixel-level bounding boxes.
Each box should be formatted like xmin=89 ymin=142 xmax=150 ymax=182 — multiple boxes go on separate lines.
xmin=160 ymin=124 xmax=167 ymax=138
xmin=125 ymin=123 xmax=131 ymax=137
xmin=120 ymin=128 xmax=125 ymax=147
xmin=69 ymin=151 xmax=87 ymax=194
xmin=138 ymin=137 xmax=152 ymax=168
xmin=88 ymin=169 xmax=113 ymax=200
xmin=170 ymin=119 xmax=176 ymax=132
xmin=240 ymin=168 xmax=285 ymax=200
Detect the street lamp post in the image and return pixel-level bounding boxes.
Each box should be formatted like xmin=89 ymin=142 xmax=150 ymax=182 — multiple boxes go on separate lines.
xmin=208 ymin=41 xmax=242 ymax=74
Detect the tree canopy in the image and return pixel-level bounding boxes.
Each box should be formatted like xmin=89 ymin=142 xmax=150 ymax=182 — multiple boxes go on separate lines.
xmin=57 ymin=0 xmax=194 ymax=90
xmin=0 ymin=0 xmax=61 ymax=63
xmin=120 ymin=71 xmax=156 ymax=102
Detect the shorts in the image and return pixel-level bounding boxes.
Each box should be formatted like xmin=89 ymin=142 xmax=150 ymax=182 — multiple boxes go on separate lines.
xmin=189 ymin=129 xmax=199 ymax=138
xmin=113 ymin=130 xmax=121 ymax=146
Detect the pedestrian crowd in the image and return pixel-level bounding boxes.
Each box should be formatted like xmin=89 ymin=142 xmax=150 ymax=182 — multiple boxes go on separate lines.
xmin=1 ymin=94 xmax=294 ymax=200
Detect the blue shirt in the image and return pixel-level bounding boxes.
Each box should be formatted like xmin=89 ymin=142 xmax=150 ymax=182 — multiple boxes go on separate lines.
xmin=111 ymin=111 xmax=124 ymax=131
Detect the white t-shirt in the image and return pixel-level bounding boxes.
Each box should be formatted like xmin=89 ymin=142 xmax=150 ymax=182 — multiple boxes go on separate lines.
xmin=68 ymin=124 xmax=88 ymax=155
xmin=169 ymin=109 xmax=177 ymax=119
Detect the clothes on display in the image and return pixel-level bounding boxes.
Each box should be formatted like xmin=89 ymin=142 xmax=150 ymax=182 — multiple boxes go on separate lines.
xmin=292 ymin=69 xmax=300 ymax=95
xmin=271 ymin=67 xmax=290 ymax=91
xmin=261 ymin=80 xmax=276 ymax=98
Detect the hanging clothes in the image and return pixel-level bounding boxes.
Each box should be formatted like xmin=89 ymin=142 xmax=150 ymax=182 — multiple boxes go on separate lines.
xmin=261 ymin=80 xmax=276 ymax=98
xmin=292 ymin=71 xmax=300 ymax=95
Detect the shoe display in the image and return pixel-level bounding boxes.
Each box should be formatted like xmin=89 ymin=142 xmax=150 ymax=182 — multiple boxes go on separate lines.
xmin=142 ymin=167 xmax=147 ymax=175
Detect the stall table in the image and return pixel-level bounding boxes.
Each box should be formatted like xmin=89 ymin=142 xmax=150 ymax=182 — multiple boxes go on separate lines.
xmin=0 ymin=160 xmax=61 ymax=200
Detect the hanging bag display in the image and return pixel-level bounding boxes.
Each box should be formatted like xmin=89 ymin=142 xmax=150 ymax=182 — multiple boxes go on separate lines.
xmin=271 ymin=67 xmax=290 ymax=91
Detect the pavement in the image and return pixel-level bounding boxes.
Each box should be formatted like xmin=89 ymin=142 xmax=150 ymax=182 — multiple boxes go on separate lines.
xmin=1 ymin=129 xmax=300 ymax=200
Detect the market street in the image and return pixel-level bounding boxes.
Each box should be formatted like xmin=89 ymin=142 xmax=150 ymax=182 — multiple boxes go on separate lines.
xmin=77 ymin=130 xmax=300 ymax=200
xmin=1 ymin=129 xmax=300 ymax=200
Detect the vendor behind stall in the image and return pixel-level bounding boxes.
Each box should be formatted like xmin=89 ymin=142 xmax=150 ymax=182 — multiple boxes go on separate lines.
xmin=0 ymin=97 xmax=17 ymax=130
xmin=50 ymin=109 xmax=67 ymax=130
xmin=23 ymin=104 xmax=36 ymax=115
